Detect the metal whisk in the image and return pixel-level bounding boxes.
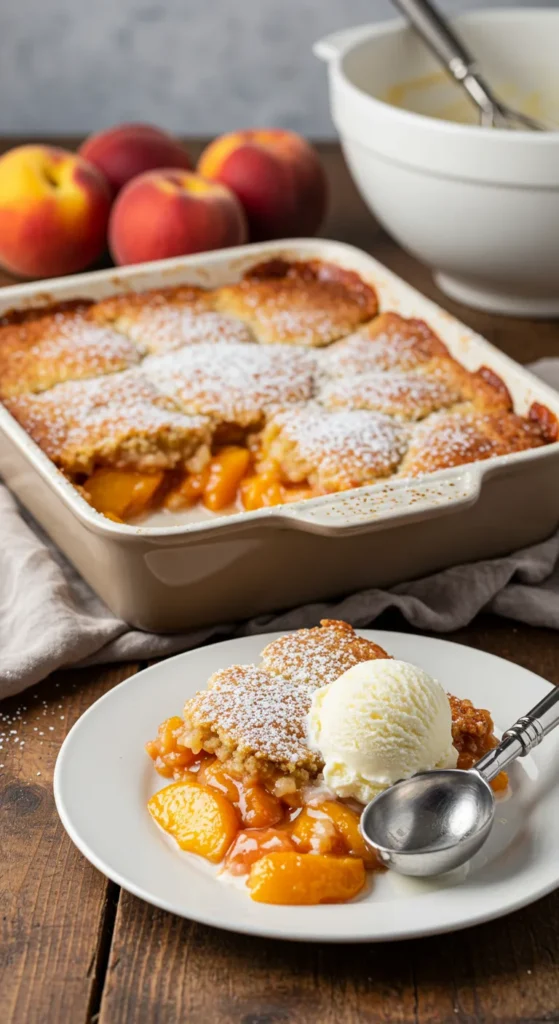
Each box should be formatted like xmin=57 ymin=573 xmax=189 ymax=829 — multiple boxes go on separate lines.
xmin=392 ymin=0 xmax=549 ymax=131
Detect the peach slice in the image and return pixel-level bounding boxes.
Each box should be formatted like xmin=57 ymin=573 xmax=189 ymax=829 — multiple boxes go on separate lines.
xmin=290 ymin=807 xmax=342 ymax=855
xmin=240 ymin=471 xmax=284 ymax=511
xmin=240 ymin=784 xmax=284 ymax=829
xmin=280 ymin=485 xmax=316 ymax=504
xmin=148 ymin=781 xmax=240 ymax=863
xmin=203 ymin=446 xmax=251 ymax=511
xmin=490 ymin=771 xmax=509 ymax=793
xmin=248 ymin=852 xmax=366 ymax=905
xmin=85 ymin=468 xmax=164 ymax=519
xmin=317 ymin=801 xmax=381 ymax=869
xmin=163 ymin=466 xmax=210 ymax=510
xmin=197 ymin=758 xmax=241 ymax=803
xmin=223 ymin=828 xmax=295 ymax=875
xmin=145 ymin=716 xmax=196 ymax=779
xmin=198 ymin=759 xmax=283 ymax=828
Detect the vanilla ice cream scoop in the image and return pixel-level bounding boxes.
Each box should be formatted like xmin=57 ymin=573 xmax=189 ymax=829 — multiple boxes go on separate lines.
xmin=307 ymin=659 xmax=457 ymax=804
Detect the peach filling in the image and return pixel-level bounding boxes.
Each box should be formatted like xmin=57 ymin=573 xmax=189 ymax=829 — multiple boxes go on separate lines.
xmin=450 ymin=696 xmax=509 ymax=792
xmin=81 ymin=445 xmax=317 ymax=521
xmin=239 ymin=470 xmax=315 ymax=511
xmin=83 ymin=468 xmax=165 ymax=521
xmin=457 ymin=749 xmax=508 ymax=792
xmin=146 ymin=707 xmax=509 ymax=904
xmin=146 ymin=719 xmax=383 ymax=905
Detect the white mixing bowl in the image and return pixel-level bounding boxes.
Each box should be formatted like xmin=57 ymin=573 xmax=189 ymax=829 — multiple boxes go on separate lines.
xmin=315 ymin=9 xmax=559 ymax=317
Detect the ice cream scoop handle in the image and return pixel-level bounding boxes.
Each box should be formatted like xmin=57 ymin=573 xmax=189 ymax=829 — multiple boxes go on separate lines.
xmin=474 ymin=686 xmax=559 ymax=782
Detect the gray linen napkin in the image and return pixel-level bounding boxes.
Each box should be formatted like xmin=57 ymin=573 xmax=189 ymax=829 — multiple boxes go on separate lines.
xmin=1 ymin=359 xmax=558 ymax=699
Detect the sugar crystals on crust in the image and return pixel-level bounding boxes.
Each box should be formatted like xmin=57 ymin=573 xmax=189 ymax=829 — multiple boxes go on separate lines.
xmin=215 ymin=259 xmax=378 ymax=347
xmin=258 ymin=404 xmax=409 ymax=491
xmin=261 ymin=619 xmax=391 ymax=688
xmin=324 ymin=313 xmax=450 ymax=376
xmin=5 ymin=369 xmax=211 ymax=475
xmin=90 ymin=283 xmax=255 ymax=354
xmin=143 ymin=342 xmax=317 ymax=434
xmin=0 ymin=308 xmax=142 ymax=398
xmin=179 ymin=621 xmax=390 ymax=788
xmin=399 ymin=408 xmax=546 ymax=477
xmin=318 ymin=370 xmax=462 ymax=420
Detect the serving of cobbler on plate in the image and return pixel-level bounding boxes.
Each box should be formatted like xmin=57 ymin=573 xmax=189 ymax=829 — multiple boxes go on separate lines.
xmin=145 ymin=621 xmax=507 ymax=906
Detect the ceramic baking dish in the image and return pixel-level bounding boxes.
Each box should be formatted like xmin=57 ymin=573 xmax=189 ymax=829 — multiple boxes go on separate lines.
xmin=1 ymin=239 xmax=558 ymax=632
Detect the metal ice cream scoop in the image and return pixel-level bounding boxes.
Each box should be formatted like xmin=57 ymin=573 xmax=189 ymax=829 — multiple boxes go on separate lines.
xmin=360 ymin=685 xmax=559 ymax=877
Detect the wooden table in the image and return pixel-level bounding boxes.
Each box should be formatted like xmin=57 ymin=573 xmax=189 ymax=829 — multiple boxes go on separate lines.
xmin=1 ymin=140 xmax=558 ymax=1024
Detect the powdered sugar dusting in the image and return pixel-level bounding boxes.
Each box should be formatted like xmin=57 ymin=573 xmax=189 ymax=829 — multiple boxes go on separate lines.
xmin=400 ymin=410 xmax=508 ymax=476
xmin=143 ymin=343 xmax=317 ymax=427
xmin=216 ymin=270 xmax=378 ymax=347
xmin=6 ymin=370 xmax=209 ymax=472
xmin=319 ymin=371 xmax=460 ymax=420
xmin=261 ymin=620 xmax=390 ymax=690
xmin=183 ymin=622 xmax=389 ymax=772
xmin=248 ymin=303 xmax=355 ymax=347
xmin=186 ymin=664 xmax=319 ymax=768
xmin=0 ymin=265 xmax=551 ymax=517
xmin=37 ymin=313 xmax=143 ymax=363
xmin=91 ymin=284 xmax=214 ymax=325
xmin=324 ymin=315 xmax=446 ymax=376
xmin=266 ymin=404 xmax=410 ymax=487
xmin=122 ymin=309 xmax=256 ymax=354
xmin=0 ymin=311 xmax=142 ymax=397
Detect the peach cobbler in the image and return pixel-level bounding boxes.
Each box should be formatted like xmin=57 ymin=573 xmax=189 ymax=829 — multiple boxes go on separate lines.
xmin=2 ymin=259 xmax=556 ymax=523
xmin=145 ymin=621 xmax=507 ymax=906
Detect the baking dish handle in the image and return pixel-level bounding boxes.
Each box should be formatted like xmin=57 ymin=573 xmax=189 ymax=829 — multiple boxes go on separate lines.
xmin=273 ymin=469 xmax=481 ymax=536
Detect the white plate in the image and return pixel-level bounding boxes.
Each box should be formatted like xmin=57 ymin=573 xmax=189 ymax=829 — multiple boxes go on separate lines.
xmin=54 ymin=631 xmax=559 ymax=943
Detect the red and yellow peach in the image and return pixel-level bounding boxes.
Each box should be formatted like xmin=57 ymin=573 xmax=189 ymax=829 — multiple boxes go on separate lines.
xmin=108 ymin=168 xmax=248 ymax=266
xmin=79 ymin=123 xmax=193 ymax=194
xmin=0 ymin=144 xmax=111 ymax=278
xmin=198 ymin=129 xmax=328 ymax=241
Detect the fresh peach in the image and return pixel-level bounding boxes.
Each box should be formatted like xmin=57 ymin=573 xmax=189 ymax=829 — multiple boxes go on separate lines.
xmin=0 ymin=144 xmax=111 ymax=278
xmin=198 ymin=129 xmax=328 ymax=241
xmin=79 ymin=123 xmax=192 ymax=194
xmin=109 ymin=169 xmax=248 ymax=266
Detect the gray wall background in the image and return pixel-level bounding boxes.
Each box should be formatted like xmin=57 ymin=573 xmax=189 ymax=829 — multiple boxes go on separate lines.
xmin=0 ymin=0 xmax=551 ymax=137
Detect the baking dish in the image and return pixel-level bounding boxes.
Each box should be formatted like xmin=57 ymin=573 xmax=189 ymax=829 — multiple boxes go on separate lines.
xmin=1 ymin=238 xmax=558 ymax=632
